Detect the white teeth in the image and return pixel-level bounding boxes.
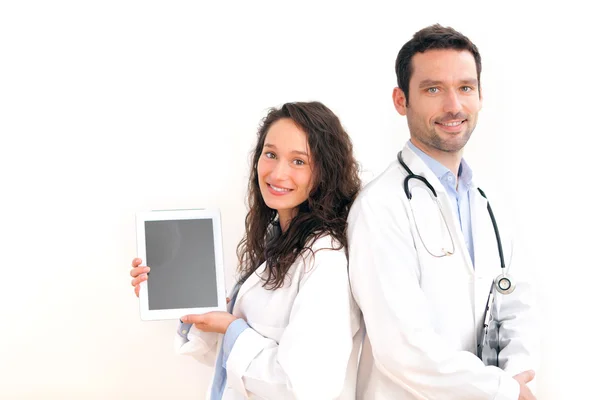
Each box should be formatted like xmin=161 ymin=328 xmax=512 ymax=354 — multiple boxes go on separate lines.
xmin=441 ymin=121 xmax=462 ymax=127
xmin=269 ymin=184 xmax=291 ymax=192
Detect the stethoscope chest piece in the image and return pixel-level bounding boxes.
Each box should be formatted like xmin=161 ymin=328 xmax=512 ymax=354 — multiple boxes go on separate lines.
xmin=494 ymin=273 xmax=515 ymax=295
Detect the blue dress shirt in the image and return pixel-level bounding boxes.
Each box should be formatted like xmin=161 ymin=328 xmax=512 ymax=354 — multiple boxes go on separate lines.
xmin=407 ymin=141 xmax=475 ymax=264
xmin=178 ymin=282 xmax=249 ymax=399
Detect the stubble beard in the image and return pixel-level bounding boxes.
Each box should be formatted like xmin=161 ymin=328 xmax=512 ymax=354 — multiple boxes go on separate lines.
xmin=408 ymin=114 xmax=477 ymax=154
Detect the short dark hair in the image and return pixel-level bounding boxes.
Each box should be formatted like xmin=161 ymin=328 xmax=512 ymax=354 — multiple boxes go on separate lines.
xmin=395 ymin=24 xmax=482 ymax=105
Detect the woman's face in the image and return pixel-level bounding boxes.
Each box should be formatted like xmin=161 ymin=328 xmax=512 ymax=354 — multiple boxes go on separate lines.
xmin=257 ymin=118 xmax=313 ymax=229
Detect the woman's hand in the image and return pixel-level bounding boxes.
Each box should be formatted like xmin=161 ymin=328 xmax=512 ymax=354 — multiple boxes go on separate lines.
xmin=181 ymin=312 xmax=238 ymax=334
xmin=130 ymin=258 xmax=150 ymax=297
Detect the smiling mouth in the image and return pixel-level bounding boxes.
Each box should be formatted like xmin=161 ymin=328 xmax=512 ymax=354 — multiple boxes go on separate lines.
xmin=436 ymin=120 xmax=466 ymax=127
xmin=268 ymin=183 xmax=292 ymax=193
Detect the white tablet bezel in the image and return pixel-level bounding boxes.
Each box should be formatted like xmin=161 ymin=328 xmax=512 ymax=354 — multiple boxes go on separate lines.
xmin=135 ymin=208 xmax=227 ymax=321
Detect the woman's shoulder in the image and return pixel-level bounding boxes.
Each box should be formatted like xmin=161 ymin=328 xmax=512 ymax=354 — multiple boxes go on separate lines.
xmin=290 ymin=234 xmax=349 ymax=288
xmin=296 ymin=233 xmax=347 ymax=272
xmin=306 ymin=233 xmax=345 ymax=254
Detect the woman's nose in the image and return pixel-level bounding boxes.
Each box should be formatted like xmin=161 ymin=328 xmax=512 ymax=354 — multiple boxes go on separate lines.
xmin=270 ymin=160 xmax=289 ymax=180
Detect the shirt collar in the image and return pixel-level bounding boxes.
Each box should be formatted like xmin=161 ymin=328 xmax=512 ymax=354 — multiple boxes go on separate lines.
xmin=459 ymin=158 xmax=473 ymax=187
xmin=407 ymin=140 xmax=473 ymax=186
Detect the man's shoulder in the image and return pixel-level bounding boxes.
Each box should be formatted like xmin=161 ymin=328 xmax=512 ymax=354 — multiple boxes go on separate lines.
xmin=470 ymin=177 xmax=520 ymax=243
xmin=348 ymin=161 xmax=409 ymax=226
xmin=355 ymin=161 xmax=404 ymax=204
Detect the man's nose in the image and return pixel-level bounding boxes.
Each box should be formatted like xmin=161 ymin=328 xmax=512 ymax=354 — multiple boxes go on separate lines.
xmin=443 ymin=91 xmax=462 ymax=114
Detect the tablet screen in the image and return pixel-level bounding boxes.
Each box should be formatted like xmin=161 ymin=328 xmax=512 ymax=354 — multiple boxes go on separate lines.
xmin=144 ymin=219 xmax=218 ymax=310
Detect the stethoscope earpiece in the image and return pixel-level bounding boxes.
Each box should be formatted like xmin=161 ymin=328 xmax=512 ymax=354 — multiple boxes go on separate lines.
xmin=494 ymin=274 xmax=515 ymax=295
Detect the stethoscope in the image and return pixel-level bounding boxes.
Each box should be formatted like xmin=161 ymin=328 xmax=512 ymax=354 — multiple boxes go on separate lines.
xmin=397 ymin=151 xmax=514 ymax=296
xmin=398 ymin=151 xmax=514 ymax=364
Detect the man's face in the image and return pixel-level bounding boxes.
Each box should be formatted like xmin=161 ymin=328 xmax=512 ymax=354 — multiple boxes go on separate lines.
xmin=394 ymin=49 xmax=482 ymax=156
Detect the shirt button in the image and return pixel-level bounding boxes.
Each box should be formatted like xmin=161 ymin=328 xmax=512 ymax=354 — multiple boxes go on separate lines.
xmin=182 ymin=329 xmax=188 ymax=334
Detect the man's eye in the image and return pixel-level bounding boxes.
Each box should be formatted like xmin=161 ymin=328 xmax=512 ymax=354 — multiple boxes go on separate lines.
xmin=427 ymin=87 xmax=439 ymax=94
xmin=460 ymin=86 xmax=473 ymax=92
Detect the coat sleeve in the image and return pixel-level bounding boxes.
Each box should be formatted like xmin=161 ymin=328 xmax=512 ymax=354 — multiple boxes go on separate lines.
xmin=224 ymin=247 xmax=360 ymax=399
xmin=348 ymin=193 xmax=520 ymax=400
xmin=174 ymin=321 xmax=219 ymax=367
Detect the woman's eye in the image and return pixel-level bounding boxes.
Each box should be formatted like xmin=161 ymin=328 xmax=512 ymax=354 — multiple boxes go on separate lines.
xmin=292 ymin=159 xmax=306 ymax=166
xmin=264 ymin=152 xmax=276 ymax=159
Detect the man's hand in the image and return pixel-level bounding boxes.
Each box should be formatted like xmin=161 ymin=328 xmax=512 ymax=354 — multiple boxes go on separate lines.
xmin=513 ymin=370 xmax=536 ymax=400
xmin=181 ymin=312 xmax=238 ymax=334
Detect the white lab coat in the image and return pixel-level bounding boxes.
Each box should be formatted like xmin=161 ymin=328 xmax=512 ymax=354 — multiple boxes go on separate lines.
xmin=348 ymin=144 xmax=538 ymax=400
xmin=176 ymin=235 xmax=362 ymax=399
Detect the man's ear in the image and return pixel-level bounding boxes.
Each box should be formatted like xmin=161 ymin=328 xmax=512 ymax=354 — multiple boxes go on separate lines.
xmin=393 ymin=87 xmax=408 ymax=116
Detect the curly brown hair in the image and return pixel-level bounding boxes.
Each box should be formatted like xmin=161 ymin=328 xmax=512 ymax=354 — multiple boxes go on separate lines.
xmin=236 ymin=101 xmax=361 ymax=289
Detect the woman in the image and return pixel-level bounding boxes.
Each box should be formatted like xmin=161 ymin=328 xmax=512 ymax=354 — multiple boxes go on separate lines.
xmin=130 ymin=101 xmax=362 ymax=399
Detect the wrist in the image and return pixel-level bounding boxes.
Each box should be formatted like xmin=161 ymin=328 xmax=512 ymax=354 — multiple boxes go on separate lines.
xmin=222 ymin=315 xmax=238 ymax=334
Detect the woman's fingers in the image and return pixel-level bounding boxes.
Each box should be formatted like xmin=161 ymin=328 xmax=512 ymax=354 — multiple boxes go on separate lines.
xmin=131 ymin=272 xmax=149 ymax=287
xmin=130 ymin=259 xmax=146 ymax=298
xmin=130 ymin=266 xmax=150 ymax=278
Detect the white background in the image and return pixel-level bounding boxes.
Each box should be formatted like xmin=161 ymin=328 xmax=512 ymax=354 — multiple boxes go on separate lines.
xmin=1 ymin=1 xmax=597 ymax=399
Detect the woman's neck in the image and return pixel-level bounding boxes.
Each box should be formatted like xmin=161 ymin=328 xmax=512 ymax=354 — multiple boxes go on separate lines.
xmin=277 ymin=209 xmax=298 ymax=232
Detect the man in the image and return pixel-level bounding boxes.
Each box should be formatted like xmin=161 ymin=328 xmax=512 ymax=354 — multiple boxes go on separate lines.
xmin=348 ymin=24 xmax=538 ymax=399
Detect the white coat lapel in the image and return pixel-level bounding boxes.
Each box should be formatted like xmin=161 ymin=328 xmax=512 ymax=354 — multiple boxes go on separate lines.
xmin=232 ymin=262 xmax=266 ymax=311
xmin=471 ymin=187 xmax=501 ymax=324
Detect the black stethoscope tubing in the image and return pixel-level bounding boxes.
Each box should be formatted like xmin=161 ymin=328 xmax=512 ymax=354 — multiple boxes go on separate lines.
xmin=397 ymin=151 xmax=513 ymax=294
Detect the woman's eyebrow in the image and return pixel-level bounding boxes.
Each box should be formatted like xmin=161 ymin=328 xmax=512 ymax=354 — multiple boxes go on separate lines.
xmin=264 ymin=143 xmax=308 ymax=157
xmin=290 ymin=150 xmax=309 ymax=157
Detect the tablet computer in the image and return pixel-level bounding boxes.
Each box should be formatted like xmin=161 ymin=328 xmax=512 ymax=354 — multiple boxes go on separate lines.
xmin=135 ymin=209 xmax=227 ymax=321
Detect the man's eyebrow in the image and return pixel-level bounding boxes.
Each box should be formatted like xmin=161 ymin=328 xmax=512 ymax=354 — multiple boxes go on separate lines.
xmin=459 ymin=78 xmax=478 ymax=86
xmin=418 ymin=78 xmax=478 ymax=88
xmin=418 ymin=79 xmax=443 ymax=88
